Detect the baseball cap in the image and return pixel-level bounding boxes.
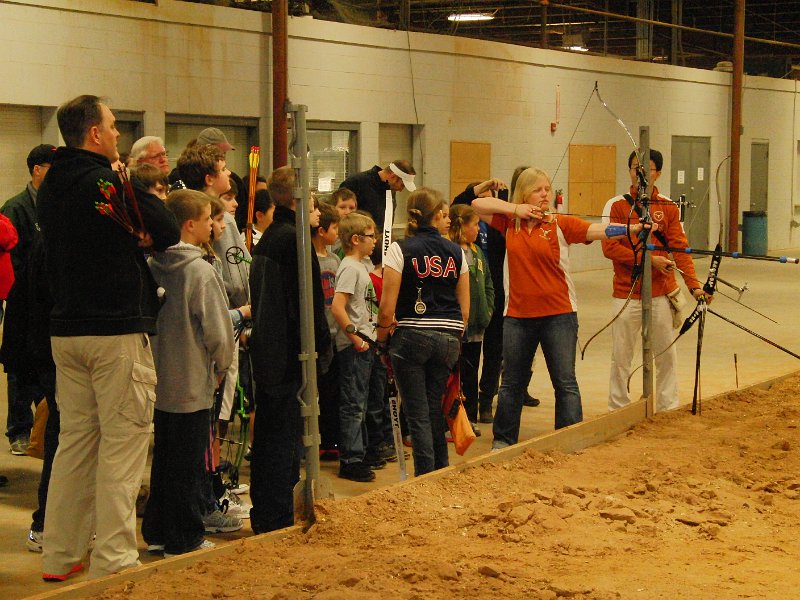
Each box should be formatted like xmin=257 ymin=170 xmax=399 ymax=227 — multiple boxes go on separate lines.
xmin=27 ymin=144 xmax=57 ymax=172
xmin=389 ymin=162 xmax=416 ymax=192
xmin=197 ymin=127 xmax=234 ymax=152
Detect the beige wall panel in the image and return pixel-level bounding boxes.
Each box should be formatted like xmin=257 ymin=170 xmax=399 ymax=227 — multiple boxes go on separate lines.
xmin=450 ymin=141 xmax=491 ymax=200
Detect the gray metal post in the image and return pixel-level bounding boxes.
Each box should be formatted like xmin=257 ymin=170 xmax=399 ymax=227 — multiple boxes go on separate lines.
xmin=287 ymin=101 xmax=331 ymax=525
xmin=639 ymin=127 xmax=654 ymax=417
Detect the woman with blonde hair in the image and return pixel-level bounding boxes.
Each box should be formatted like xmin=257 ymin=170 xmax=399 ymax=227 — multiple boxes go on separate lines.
xmin=472 ymin=167 xmax=654 ymax=447
xmin=376 ymin=188 xmax=469 ymax=476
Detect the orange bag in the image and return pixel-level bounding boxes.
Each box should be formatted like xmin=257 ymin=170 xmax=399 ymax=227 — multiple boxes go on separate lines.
xmin=27 ymin=399 xmax=48 ymax=460
xmin=442 ymin=368 xmax=476 ymax=456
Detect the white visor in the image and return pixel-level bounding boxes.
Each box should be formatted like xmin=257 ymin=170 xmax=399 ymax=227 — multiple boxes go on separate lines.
xmin=389 ymin=162 xmax=416 ymax=192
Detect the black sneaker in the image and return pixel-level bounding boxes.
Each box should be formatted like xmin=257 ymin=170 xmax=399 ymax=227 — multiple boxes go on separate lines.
xmin=338 ymin=462 xmax=376 ymax=482
xmin=362 ymin=452 xmax=387 ymax=469
xmin=523 ymin=393 xmax=541 ymax=407
xmin=376 ymin=442 xmax=397 ymax=462
xmin=478 ymin=408 xmax=494 ymax=424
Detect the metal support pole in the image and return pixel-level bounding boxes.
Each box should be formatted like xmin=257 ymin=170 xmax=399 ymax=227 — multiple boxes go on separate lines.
xmin=287 ymin=101 xmax=331 ymax=525
xmin=540 ymin=0 xmax=549 ymax=49
xmin=399 ymin=0 xmax=410 ymax=30
xmin=670 ymin=0 xmax=679 ymax=65
xmin=728 ymin=0 xmax=745 ymax=251
xmin=636 ymin=0 xmax=653 ymax=61
xmin=272 ymin=0 xmax=288 ymax=169
xmin=639 ymin=127 xmax=654 ymax=417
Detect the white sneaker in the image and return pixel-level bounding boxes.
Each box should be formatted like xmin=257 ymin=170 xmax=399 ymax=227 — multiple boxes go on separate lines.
xmin=164 ymin=539 xmax=215 ymax=558
xmin=27 ymin=530 xmax=43 ymax=553
xmin=147 ymin=543 xmax=165 ymax=555
xmin=203 ymin=510 xmax=243 ymax=533
xmin=220 ymin=490 xmax=251 ymax=519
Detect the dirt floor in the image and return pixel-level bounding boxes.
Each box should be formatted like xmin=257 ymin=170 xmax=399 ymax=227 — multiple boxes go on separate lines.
xmin=91 ymin=374 xmax=800 ymax=600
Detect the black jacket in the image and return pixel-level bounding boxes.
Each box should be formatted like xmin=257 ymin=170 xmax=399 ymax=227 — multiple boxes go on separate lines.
xmin=249 ymin=206 xmax=330 ymax=393
xmin=453 ymin=186 xmax=506 ymax=311
xmin=37 ymin=147 xmax=180 ymax=337
xmin=0 ymin=185 xmax=39 ymax=370
xmin=339 ymin=165 xmax=392 ymax=226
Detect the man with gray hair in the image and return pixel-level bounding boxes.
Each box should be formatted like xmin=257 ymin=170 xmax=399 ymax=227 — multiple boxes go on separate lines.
xmin=128 ymin=136 xmax=169 ymax=175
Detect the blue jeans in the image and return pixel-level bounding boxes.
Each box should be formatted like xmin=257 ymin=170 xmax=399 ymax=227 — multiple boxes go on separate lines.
xmin=338 ymin=346 xmax=384 ymax=464
xmin=493 ymin=314 xmax=583 ymax=446
xmin=389 ymin=328 xmax=461 ymax=476
xmin=366 ymin=358 xmax=391 ymax=452
xmin=5 ymin=371 xmax=45 ymax=442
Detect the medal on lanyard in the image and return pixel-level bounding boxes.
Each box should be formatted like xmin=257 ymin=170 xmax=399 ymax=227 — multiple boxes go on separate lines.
xmin=414 ymin=286 xmax=427 ymax=315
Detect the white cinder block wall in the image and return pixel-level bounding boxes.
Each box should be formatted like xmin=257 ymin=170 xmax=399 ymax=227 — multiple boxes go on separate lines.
xmin=2 ymin=0 xmax=799 ymax=270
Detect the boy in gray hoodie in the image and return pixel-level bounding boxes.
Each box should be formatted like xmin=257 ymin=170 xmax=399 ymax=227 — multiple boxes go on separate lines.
xmin=142 ymin=189 xmax=236 ymax=557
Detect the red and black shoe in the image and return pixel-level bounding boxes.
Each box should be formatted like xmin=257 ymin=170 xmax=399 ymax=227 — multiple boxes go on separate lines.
xmin=43 ymin=563 xmax=84 ymax=582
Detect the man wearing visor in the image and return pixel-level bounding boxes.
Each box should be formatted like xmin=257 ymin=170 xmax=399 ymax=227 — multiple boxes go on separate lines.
xmin=339 ymin=160 xmax=417 ymax=253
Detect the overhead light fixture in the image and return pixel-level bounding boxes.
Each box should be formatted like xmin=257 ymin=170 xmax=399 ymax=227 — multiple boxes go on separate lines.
xmin=448 ymin=12 xmax=495 ymax=22
xmin=566 ymin=45 xmax=589 ymax=52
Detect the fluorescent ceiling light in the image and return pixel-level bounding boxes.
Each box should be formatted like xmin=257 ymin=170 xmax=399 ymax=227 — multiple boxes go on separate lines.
xmin=448 ymin=13 xmax=495 ymax=22
xmin=566 ymin=45 xmax=589 ymax=52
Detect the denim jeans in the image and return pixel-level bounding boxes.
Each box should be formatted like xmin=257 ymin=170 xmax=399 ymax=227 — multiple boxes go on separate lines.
xmin=478 ymin=308 xmax=504 ymax=410
xmin=365 ymin=357 xmax=391 ymax=452
xmin=460 ymin=341 xmax=482 ymax=422
xmin=338 ymin=346 xmax=384 ymax=464
xmin=389 ymin=328 xmax=461 ymax=476
xmin=5 ymin=370 xmax=45 ymax=442
xmin=31 ymin=370 xmax=57 ymax=533
xmin=493 ymin=314 xmax=583 ymax=447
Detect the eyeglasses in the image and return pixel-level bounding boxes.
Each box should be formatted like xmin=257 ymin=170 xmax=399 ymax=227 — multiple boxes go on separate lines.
xmin=147 ymin=151 xmax=168 ymax=160
xmin=359 ymin=233 xmax=377 ymax=240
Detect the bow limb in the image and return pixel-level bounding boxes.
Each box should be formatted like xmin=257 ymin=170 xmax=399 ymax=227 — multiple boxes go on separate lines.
xmin=691 ymin=305 xmax=707 ymax=415
xmin=594 ymin=83 xmax=640 ymax=159
xmin=626 ymin=300 xmax=704 ymax=391
xmin=581 ymin=274 xmax=639 ymax=360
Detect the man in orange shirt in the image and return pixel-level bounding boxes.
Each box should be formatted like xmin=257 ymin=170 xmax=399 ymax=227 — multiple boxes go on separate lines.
xmin=602 ymin=149 xmax=710 ymax=413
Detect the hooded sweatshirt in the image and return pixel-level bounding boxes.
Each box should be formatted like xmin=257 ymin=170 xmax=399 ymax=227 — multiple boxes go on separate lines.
xmin=212 ymin=212 xmax=250 ymax=308
xmin=37 ymin=147 xmax=180 ymax=336
xmin=148 ymin=242 xmax=234 ymax=413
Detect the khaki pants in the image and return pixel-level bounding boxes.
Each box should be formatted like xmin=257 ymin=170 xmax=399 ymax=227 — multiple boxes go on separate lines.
xmin=43 ymin=334 xmax=156 ymax=579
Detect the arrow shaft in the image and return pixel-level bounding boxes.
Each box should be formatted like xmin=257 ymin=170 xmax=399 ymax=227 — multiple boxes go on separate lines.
xmin=646 ymin=244 xmax=800 ymax=264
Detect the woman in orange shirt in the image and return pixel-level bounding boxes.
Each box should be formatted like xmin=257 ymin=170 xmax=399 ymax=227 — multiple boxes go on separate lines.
xmin=472 ymin=168 xmax=653 ymax=447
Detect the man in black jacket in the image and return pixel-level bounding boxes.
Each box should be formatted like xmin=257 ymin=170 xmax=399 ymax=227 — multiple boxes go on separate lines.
xmin=249 ymin=166 xmax=330 ymax=533
xmin=339 ymin=160 xmax=416 ymax=261
xmin=1 ymin=144 xmax=55 ymax=455
xmin=37 ymin=95 xmax=180 ymax=581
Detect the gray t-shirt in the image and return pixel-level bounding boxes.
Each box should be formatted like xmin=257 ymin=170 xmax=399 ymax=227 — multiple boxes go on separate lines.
xmin=317 ymin=251 xmax=341 ymax=338
xmin=334 ymin=256 xmax=378 ymax=351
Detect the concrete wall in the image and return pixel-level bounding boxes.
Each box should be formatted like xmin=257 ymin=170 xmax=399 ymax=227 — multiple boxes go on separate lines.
xmin=1 ymin=0 xmax=799 ymax=267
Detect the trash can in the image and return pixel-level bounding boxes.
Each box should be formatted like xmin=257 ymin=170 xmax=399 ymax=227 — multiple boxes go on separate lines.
xmin=742 ymin=210 xmax=767 ymax=255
